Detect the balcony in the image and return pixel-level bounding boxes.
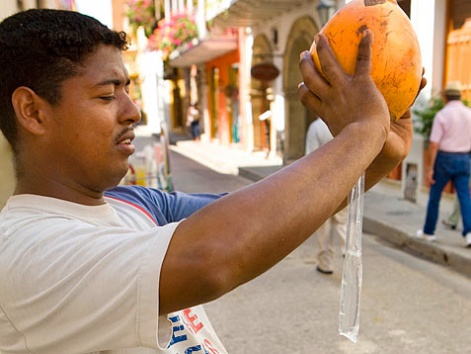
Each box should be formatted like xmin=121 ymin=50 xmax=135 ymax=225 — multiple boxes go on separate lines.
xmin=168 ymin=33 xmax=238 ymax=67
xmin=165 ymin=0 xmax=316 ymax=67
xmin=209 ymin=0 xmax=314 ymax=28
xmin=157 ymin=1 xmax=238 ymax=67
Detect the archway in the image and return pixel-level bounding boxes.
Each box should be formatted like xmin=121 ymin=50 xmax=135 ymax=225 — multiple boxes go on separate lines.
xmin=283 ymin=16 xmax=319 ymax=163
xmin=251 ymin=34 xmax=275 ymax=153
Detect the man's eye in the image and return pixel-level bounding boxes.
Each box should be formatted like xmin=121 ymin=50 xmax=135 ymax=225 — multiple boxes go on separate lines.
xmin=100 ymin=96 xmax=116 ymax=101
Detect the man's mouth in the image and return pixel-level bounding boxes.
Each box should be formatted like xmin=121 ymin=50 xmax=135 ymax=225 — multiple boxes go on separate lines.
xmin=116 ymin=128 xmax=135 ymax=145
xmin=116 ymin=130 xmax=136 ymax=155
xmin=119 ymin=139 xmax=132 ymax=145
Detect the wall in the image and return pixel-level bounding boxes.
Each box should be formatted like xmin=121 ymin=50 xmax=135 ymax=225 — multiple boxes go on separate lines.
xmin=206 ymin=49 xmax=240 ymax=146
xmin=0 ymin=137 xmax=15 ymax=208
xmin=0 ymin=0 xmax=17 ymax=19
xmin=0 ymin=1 xmax=17 ymax=208
xmin=0 ymin=0 xmax=82 ymax=208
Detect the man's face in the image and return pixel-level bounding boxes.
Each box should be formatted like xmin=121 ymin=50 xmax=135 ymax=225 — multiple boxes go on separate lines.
xmin=45 ymin=45 xmax=141 ymax=194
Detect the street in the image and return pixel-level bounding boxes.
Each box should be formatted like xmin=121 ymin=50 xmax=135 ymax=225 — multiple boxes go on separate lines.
xmin=169 ymin=149 xmax=471 ymax=354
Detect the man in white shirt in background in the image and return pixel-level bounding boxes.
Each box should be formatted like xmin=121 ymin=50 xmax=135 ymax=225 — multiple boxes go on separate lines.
xmin=306 ymin=118 xmax=348 ymax=274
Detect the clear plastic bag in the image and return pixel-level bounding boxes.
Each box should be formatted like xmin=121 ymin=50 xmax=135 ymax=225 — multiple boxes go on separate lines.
xmin=339 ymin=172 xmax=365 ymax=343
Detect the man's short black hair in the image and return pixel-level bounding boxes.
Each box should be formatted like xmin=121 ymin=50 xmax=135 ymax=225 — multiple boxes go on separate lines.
xmin=0 ymin=9 xmax=129 ymax=152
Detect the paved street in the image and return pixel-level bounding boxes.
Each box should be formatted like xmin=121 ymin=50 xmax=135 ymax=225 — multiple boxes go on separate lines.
xmin=169 ymin=148 xmax=471 ymax=354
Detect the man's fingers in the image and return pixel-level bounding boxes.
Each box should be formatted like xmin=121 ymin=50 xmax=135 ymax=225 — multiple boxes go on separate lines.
xmin=299 ymin=50 xmax=320 ymax=90
xmin=354 ymin=29 xmax=374 ymax=79
xmin=298 ymin=81 xmax=322 ymax=115
xmin=315 ymin=33 xmax=344 ymax=86
xmin=298 ymin=50 xmax=327 ymax=117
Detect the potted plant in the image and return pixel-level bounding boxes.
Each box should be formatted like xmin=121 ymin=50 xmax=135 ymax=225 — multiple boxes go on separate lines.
xmin=147 ymin=11 xmax=198 ymax=61
xmin=413 ymin=96 xmax=445 ymax=144
xmin=126 ymin=0 xmax=157 ymax=37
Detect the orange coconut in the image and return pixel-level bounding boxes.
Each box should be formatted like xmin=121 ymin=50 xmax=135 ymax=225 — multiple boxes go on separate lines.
xmin=310 ymin=0 xmax=422 ymax=120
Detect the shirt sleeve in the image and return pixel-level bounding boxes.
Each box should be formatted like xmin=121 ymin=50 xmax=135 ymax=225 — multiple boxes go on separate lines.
xmin=0 ymin=220 xmax=179 ymax=352
xmin=105 ymin=186 xmax=224 ymax=225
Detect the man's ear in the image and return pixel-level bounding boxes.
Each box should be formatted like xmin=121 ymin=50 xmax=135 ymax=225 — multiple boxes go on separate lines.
xmin=11 ymin=87 xmax=50 ymax=136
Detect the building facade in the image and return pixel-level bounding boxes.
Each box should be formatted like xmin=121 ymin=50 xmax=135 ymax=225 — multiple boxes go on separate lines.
xmin=166 ymin=0 xmax=471 ymax=201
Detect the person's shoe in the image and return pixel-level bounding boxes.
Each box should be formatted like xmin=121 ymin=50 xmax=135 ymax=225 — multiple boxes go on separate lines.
xmin=416 ymin=229 xmax=437 ymax=242
xmin=316 ymin=265 xmax=333 ymax=275
xmin=442 ymin=220 xmax=457 ymax=230
xmin=465 ymin=233 xmax=471 ymax=248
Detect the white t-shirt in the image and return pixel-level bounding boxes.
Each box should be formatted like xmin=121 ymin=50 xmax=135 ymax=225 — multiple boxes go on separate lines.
xmin=305 ymin=119 xmax=333 ymax=155
xmin=0 ymin=191 xmax=227 ymax=353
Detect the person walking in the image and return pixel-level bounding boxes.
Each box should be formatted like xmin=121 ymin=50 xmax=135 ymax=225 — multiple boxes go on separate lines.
xmin=0 ymin=9 xmax=424 ymax=353
xmin=442 ymin=176 xmax=471 ymax=230
xmin=417 ymin=82 xmax=471 ymax=247
xmin=186 ymin=102 xmax=201 ymax=141
xmin=306 ymin=118 xmax=348 ymax=274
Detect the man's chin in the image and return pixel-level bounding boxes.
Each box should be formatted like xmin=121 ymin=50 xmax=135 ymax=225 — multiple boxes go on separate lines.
xmin=98 ymin=169 xmax=130 ymax=192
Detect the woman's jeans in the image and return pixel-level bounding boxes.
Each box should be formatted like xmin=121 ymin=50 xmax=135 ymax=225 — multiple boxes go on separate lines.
xmin=424 ymin=152 xmax=471 ymax=237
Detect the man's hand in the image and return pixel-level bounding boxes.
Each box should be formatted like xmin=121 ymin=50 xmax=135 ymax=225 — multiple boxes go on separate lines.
xmin=298 ymin=30 xmax=390 ymax=141
xmin=298 ymin=29 xmax=427 ymax=191
xmin=425 ymin=140 xmax=438 ymax=185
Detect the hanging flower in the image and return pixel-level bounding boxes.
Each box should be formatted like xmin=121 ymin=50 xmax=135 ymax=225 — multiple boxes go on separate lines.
xmin=126 ymin=0 xmax=157 ymax=37
xmin=147 ymin=11 xmax=198 ymax=60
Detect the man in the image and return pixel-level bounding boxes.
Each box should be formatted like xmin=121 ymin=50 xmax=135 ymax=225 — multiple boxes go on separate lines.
xmin=417 ymin=82 xmax=471 ymax=247
xmin=305 ymin=118 xmax=348 ymax=274
xmin=0 ymin=9 xmax=420 ymax=353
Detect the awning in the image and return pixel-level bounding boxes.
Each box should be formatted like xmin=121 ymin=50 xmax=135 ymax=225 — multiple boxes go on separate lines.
xmin=210 ymin=0 xmax=314 ymax=28
xmin=168 ymin=37 xmax=238 ymax=67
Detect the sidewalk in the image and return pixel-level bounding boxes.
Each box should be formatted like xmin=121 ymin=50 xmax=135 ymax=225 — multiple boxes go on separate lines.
xmin=171 ymin=138 xmax=471 ymax=279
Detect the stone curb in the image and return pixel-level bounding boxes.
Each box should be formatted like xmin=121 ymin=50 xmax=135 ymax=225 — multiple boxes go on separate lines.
xmin=239 ymin=166 xmax=471 ymax=279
